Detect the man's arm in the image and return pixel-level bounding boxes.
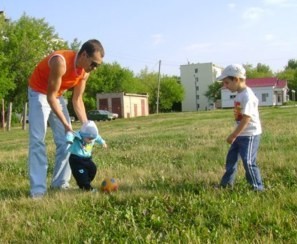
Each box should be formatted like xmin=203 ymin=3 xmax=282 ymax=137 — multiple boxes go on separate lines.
xmin=72 ymin=73 xmax=90 ymax=124
xmin=227 ymin=115 xmax=250 ymax=144
xmin=47 ymin=56 xmax=72 ymax=132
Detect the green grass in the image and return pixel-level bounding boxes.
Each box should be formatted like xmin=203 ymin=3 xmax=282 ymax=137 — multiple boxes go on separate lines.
xmin=0 ymin=107 xmax=296 ymax=243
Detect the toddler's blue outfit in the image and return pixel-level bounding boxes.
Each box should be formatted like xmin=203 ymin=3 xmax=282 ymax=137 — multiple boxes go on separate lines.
xmin=66 ymin=121 xmax=105 ymax=191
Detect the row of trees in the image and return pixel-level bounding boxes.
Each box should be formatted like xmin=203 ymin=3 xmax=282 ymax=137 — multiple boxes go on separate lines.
xmin=0 ymin=13 xmax=184 ymax=117
xmin=1 ymin=13 xmax=297 ymax=117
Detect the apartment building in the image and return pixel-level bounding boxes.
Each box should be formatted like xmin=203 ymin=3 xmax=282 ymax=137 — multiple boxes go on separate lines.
xmin=180 ymin=62 xmax=223 ymax=111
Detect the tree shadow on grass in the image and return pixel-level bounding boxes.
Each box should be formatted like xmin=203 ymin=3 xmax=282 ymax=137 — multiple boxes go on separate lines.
xmin=118 ymin=178 xmax=257 ymax=196
xmin=131 ymin=178 xmax=206 ymax=195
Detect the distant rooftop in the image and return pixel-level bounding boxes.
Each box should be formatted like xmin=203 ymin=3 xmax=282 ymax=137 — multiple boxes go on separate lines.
xmin=246 ymin=77 xmax=287 ymax=89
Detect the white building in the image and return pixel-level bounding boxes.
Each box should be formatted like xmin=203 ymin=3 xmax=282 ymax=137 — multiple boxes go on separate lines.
xmin=96 ymin=92 xmax=149 ymax=118
xmin=221 ymin=77 xmax=288 ymax=108
xmin=180 ymin=62 xmax=223 ymax=111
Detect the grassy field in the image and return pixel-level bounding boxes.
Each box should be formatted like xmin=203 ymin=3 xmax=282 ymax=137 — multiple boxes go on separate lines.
xmin=0 ymin=107 xmax=296 ymax=243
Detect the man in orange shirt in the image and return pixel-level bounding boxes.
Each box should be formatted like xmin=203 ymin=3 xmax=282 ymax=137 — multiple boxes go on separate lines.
xmin=28 ymin=39 xmax=104 ymax=198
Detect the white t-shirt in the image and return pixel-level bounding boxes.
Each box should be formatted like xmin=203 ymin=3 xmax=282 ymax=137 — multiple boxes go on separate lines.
xmin=233 ymin=87 xmax=262 ymax=136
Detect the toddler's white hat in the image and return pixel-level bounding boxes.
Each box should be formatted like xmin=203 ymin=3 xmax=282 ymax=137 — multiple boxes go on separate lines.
xmin=80 ymin=121 xmax=98 ymax=139
xmin=216 ymin=64 xmax=246 ymax=81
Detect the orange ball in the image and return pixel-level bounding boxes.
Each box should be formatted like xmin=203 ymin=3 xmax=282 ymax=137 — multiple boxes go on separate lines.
xmin=100 ymin=178 xmax=118 ymax=193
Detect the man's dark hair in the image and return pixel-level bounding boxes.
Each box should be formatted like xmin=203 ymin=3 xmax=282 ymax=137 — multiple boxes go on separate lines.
xmin=78 ymin=39 xmax=105 ymax=57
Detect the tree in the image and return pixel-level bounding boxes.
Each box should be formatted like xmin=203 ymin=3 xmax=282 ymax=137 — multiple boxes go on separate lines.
xmin=136 ymin=68 xmax=184 ymax=112
xmin=67 ymin=62 xmax=139 ymax=116
xmin=1 ymin=14 xmax=68 ymax=112
xmin=69 ymin=38 xmax=81 ymax=51
xmin=88 ymin=62 xmax=136 ymax=107
xmin=136 ymin=68 xmax=159 ymax=112
xmin=204 ymin=82 xmax=221 ymax=102
xmin=276 ymin=59 xmax=297 ymax=96
xmin=245 ymin=63 xmax=273 ymax=78
xmin=159 ymin=76 xmax=184 ymax=112
xmin=0 ymin=14 xmax=16 ymax=99
xmin=285 ymin=59 xmax=297 ymax=70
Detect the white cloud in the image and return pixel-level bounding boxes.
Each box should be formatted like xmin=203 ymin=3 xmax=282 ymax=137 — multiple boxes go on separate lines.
xmin=228 ymin=3 xmax=236 ymax=9
xmin=151 ymin=34 xmax=165 ymax=46
xmin=264 ymin=34 xmax=275 ymax=41
xmin=263 ymin=0 xmax=297 ymax=7
xmin=242 ymin=7 xmax=266 ymax=21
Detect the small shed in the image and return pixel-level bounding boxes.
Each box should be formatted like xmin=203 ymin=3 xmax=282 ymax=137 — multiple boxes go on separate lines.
xmin=96 ymin=92 xmax=149 ymax=118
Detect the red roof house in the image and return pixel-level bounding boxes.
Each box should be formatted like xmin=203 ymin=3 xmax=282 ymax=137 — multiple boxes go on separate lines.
xmin=221 ymin=77 xmax=288 ymax=108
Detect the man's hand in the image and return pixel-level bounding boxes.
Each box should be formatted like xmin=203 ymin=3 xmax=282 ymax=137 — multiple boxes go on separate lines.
xmin=64 ymin=123 xmax=73 ymax=133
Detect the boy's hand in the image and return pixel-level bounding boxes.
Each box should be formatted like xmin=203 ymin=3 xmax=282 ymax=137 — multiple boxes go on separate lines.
xmin=102 ymin=143 xmax=108 ymax=149
xmin=227 ymin=134 xmax=236 ymax=144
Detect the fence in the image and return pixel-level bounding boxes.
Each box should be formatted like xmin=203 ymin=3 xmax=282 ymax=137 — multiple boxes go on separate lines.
xmin=1 ymin=99 xmax=27 ymax=131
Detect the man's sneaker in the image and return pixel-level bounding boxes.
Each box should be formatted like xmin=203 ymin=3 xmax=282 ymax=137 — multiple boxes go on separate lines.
xmin=30 ymin=192 xmax=45 ymax=200
xmin=59 ymin=184 xmax=71 ymax=190
xmin=50 ymin=184 xmax=71 ymax=191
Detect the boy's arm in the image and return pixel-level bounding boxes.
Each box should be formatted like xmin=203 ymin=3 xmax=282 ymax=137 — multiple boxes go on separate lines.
xmin=227 ymin=115 xmax=250 ymax=144
xmin=95 ymin=135 xmax=107 ymax=148
xmin=66 ymin=131 xmax=81 ymax=144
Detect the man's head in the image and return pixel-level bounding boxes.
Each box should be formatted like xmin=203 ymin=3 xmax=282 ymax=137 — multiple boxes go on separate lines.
xmin=78 ymin=39 xmax=105 ymax=72
xmin=216 ymin=64 xmax=246 ymax=92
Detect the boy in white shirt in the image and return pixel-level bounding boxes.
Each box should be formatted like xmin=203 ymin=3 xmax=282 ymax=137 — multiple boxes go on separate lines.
xmin=216 ymin=64 xmax=264 ymax=191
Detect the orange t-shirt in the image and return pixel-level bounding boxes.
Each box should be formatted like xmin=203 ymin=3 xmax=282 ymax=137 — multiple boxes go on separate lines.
xmin=29 ymin=50 xmax=86 ymax=97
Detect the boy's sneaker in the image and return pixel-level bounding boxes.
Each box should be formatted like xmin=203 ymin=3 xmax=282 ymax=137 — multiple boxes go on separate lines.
xmin=213 ymin=183 xmax=233 ymax=190
xmin=213 ymin=184 xmax=221 ymax=190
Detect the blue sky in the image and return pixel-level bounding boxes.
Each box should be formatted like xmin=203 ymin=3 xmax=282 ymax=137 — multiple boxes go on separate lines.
xmin=1 ymin=0 xmax=297 ymax=76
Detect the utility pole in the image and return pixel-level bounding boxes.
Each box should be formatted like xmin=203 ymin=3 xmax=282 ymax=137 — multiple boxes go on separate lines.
xmin=1 ymin=99 xmax=4 ymax=129
xmin=156 ymin=60 xmax=161 ymax=114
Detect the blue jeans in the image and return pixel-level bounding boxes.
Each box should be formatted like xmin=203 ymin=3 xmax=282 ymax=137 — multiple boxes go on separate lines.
xmin=28 ymin=88 xmax=72 ymax=196
xmin=220 ymin=135 xmax=264 ymax=191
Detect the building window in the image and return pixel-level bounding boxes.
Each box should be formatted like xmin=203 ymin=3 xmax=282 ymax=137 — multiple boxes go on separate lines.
xmin=195 ymin=68 xmax=198 ymax=73
xmin=197 ymin=104 xmax=200 ymax=109
xmin=262 ymin=93 xmax=269 ymax=102
xmin=195 ymin=77 xmax=199 ymax=82
xmin=196 ymin=95 xmax=199 ymax=100
xmin=196 ymin=86 xmax=199 ymax=91
xmin=230 ymin=95 xmax=236 ymax=99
